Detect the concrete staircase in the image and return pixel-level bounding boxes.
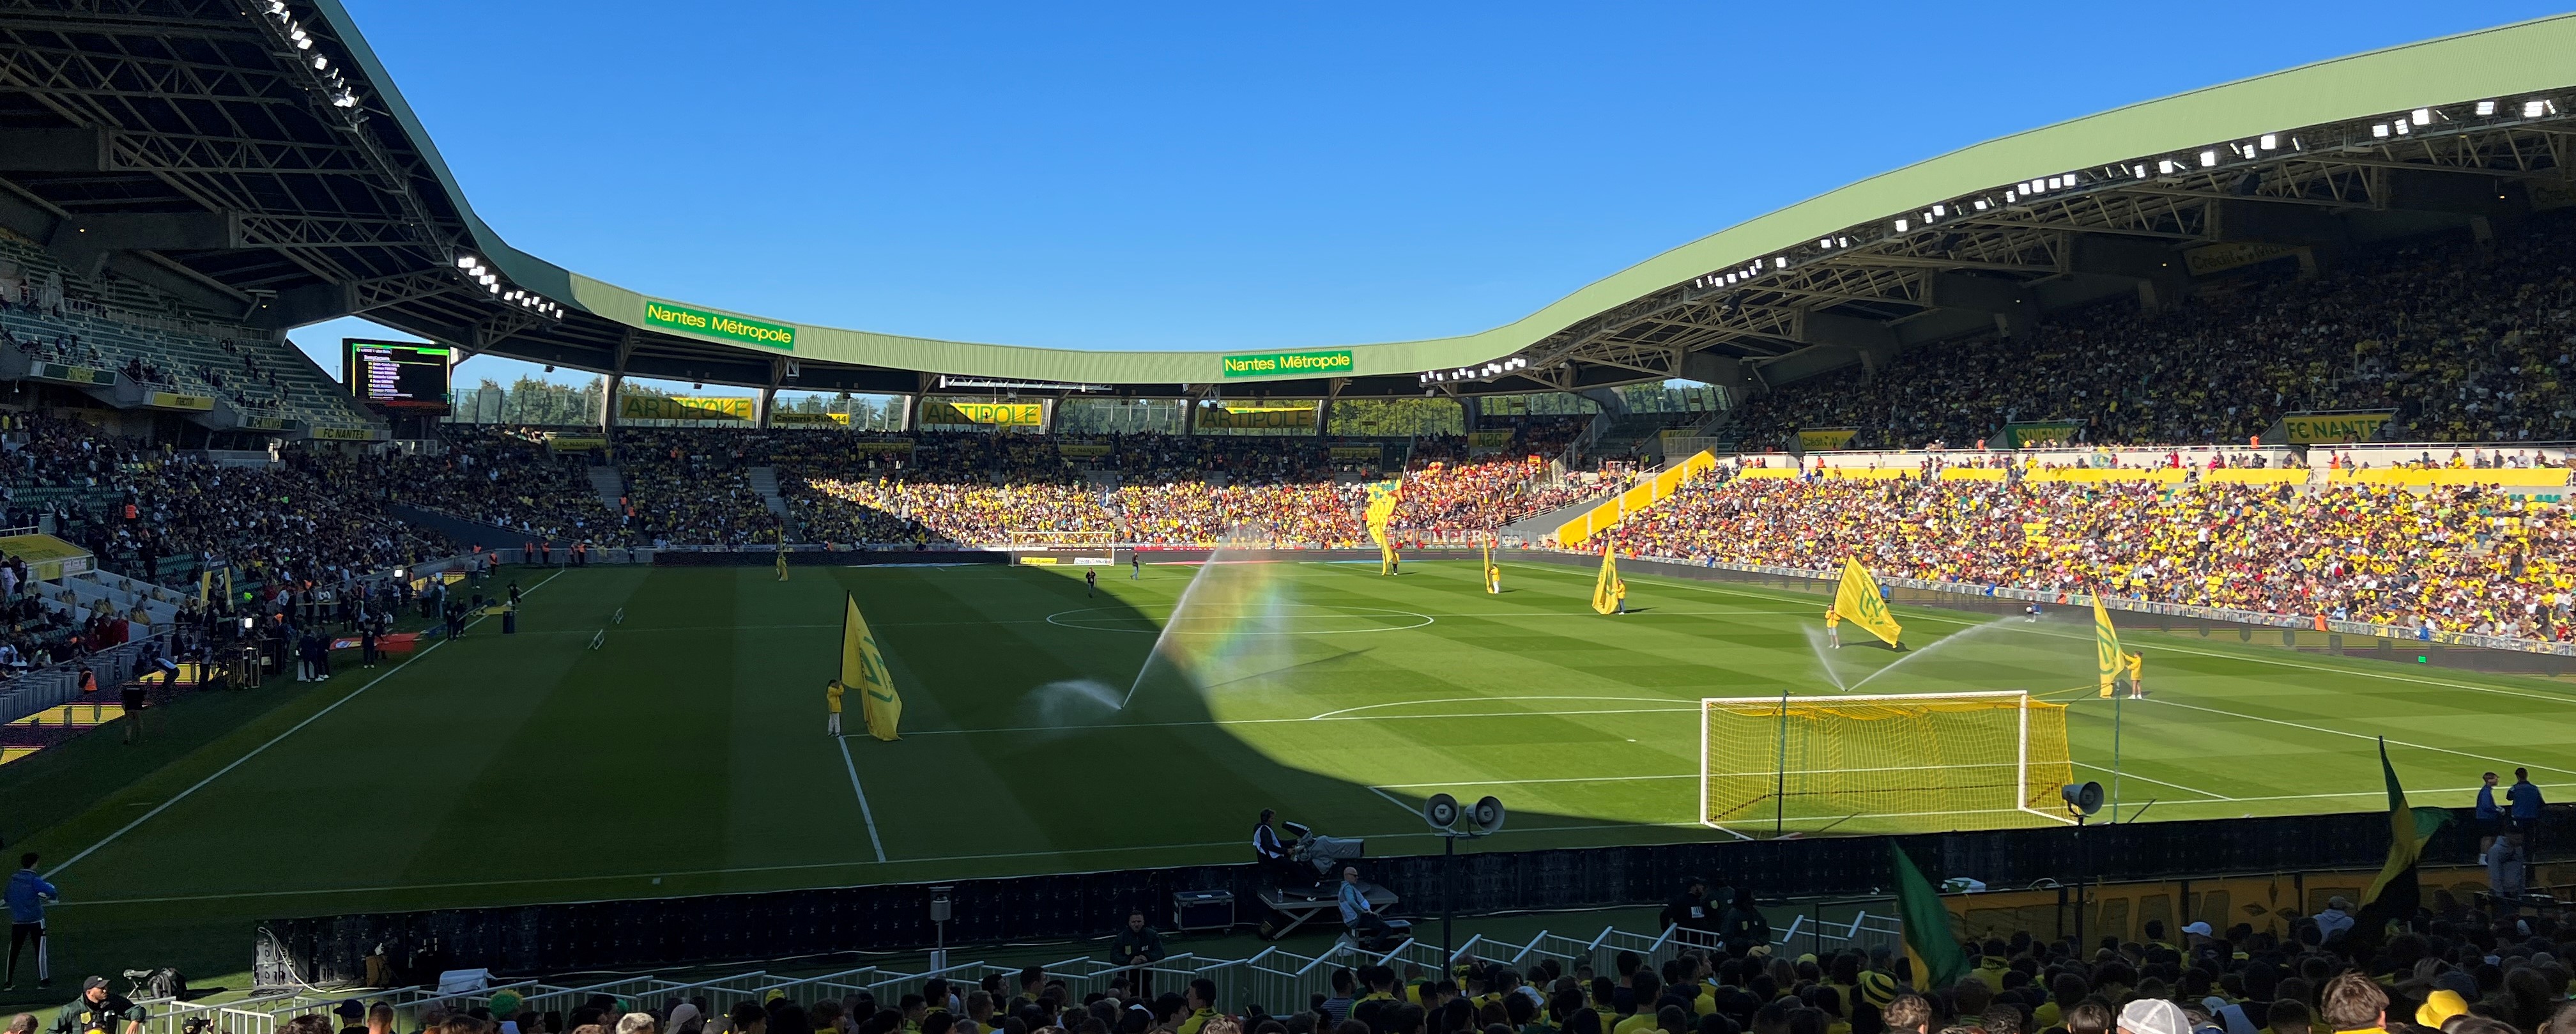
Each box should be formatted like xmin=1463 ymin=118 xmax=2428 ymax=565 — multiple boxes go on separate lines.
xmin=586 ymin=467 xmax=625 ymax=511
xmin=746 ymin=467 xmax=799 ymax=539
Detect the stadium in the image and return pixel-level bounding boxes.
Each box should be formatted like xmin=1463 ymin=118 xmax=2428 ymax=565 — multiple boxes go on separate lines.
xmin=1 ymin=6 xmax=2575 ymax=1034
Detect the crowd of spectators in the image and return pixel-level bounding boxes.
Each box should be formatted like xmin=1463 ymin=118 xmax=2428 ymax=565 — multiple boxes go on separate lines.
xmin=1617 ymin=467 xmax=2576 ymax=639
xmin=1730 ymin=210 xmax=2576 ymax=451
xmin=373 ymin=429 xmax=627 ymax=544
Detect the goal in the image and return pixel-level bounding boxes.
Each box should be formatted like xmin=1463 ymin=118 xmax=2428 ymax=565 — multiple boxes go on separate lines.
xmin=1699 ymin=690 xmax=2074 ymax=833
xmin=1007 ymin=530 xmax=1119 ymax=566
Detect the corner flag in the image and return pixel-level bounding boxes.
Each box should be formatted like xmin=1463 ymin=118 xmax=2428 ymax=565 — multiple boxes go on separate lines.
xmin=1832 ymin=559 xmax=1901 ymax=647
xmin=842 ymin=593 xmax=902 ymax=741
xmin=1591 ymin=544 xmax=1626 ymax=615
xmin=2092 ymin=593 xmax=2123 ymax=698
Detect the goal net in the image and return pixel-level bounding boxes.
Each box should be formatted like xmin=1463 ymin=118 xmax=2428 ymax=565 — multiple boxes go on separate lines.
xmin=1699 ymin=691 xmax=2074 ymax=833
xmin=1007 ymin=530 xmax=1118 ymax=565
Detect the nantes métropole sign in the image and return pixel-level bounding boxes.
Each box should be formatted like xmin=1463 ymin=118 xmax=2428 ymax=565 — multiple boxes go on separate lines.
xmin=643 ymin=300 xmax=796 ymax=351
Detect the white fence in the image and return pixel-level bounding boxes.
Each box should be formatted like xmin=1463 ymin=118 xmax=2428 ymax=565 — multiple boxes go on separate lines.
xmin=130 ymin=914 xmax=1901 ymax=1034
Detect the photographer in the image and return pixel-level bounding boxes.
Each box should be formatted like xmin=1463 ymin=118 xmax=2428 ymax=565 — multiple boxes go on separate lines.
xmin=50 ymin=976 xmax=146 ymax=1034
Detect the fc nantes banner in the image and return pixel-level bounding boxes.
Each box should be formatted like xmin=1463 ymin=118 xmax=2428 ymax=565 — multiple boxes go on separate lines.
xmin=1795 ymin=428 xmax=1859 ymax=452
xmin=2004 ymin=421 xmax=2083 ymax=448
xmin=620 ymin=394 xmax=755 ymax=421
xmin=2281 ymin=410 xmax=2395 ymax=445
xmin=1832 ymin=559 xmax=1902 ymax=647
xmin=923 ymin=399 xmax=1043 ymax=428
xmin=841 ymin=594 xmax=903 ymax=741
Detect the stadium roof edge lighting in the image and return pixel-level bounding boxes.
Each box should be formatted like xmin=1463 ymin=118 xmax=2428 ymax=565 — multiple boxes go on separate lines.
xmin=10 ymin=7 xmax=2576 ymax=396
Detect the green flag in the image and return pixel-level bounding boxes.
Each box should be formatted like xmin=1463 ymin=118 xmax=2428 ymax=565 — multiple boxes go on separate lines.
xmin=2350 ymin=737 xmax=2450 ymax=945
xmin=1890 ymin=843 xmax=1968 ymax=989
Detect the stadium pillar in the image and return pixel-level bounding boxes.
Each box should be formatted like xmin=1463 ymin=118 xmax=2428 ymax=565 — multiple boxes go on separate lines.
xmin=1460 ymin=396 xmax=1480 ymax=431
xmin=1181 ymin=396 xmax=1200 ymax=435
xmin=901 ymin=393 xmax=921 ymax=431
xmin=1314 ymin=396 xmax=1332 ymax=436
xmin=601 ymin=373 xmax=622 ymax=430
xmin=1039 ymin=397 xmax=1058 ymax=435
xmin=757 ymin=386 xmax=777 ymax=429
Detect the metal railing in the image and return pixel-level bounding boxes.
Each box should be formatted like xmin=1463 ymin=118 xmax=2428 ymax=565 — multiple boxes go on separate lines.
xmin=137 ymin=916 xmax=1894 ymax=1033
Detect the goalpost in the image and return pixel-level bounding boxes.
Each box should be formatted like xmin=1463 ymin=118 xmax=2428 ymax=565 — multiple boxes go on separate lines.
xmin=1699 ymin=690 xmax=2074 ymax=833
xmin=1006 ymin=530 xmax=1119 ymax=566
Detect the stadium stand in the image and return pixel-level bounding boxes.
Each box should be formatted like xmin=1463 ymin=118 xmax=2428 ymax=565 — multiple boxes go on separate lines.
xmin=1726 ymin=210 xmax=2576 ymax=451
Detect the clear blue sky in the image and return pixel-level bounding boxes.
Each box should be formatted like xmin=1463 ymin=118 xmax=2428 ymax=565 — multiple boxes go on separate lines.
xmin=289 ymin=2 xmax=2570 ymax=396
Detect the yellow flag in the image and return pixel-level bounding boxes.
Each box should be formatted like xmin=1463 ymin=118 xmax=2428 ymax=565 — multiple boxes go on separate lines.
xmin=776 ymin=530 xmax=790 ymax=581
xmin=1482 ymin=538 xmax=1500 ymax=594
xmin=842 ymin=594 xmax=902 ymax=741
xmin=1832 ymin=558 xmax=1902 ymax=647
xmin=1591 ymin=544 xmax=1627 ymax=615
xmin=2093 ymin=594 xmax=2123 ymax=698
xmin=1364 ymin=479 xmax=1402 ymax=575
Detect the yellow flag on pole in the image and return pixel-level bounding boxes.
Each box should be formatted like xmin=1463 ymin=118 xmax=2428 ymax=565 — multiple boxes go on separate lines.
xmin=1591 ymin=543 xmax=1627 ymax=615
xmin=842 ymin=593 xmax=902 ymax=741
xmin=776 ymin=530 xmax=790 ymax=582
xmin=1832 ymin=558 xmax=1903 ymax=647
xmin=1364 ymin=479 xmax=1402 ymax=575
xmin=1482 ymin=537 xmax=1501 ymax=594
xmin=2093 ymin=593 xmax=2123 ymax=698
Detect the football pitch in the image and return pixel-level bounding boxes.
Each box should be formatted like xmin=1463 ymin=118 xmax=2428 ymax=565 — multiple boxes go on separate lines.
xmin=12 ymin=557 xmax=2576 ymax=980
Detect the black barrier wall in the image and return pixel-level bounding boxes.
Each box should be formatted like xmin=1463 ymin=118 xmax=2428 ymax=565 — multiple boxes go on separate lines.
xmin=265 ymin=803 xmax=2553 ymax=982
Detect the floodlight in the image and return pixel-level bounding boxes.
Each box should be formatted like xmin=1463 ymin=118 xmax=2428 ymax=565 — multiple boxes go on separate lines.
xmin=2524 ymin=100 xmax=2549 ymax=118
xmin=1930 ymin=203 xmax=1945 ymax=217
xmin=296 ymin=37 xmax=312 ymax=49
xmin=2411 ymin=108 xmax=2430 ymax=125
xmin=2198 ymin=150 xmax=2218 ymax=167
xmin=310 ymin=56 xmax=326 ymax=69
xmin=2476 ymin=100 xmax=2497 ymax=116
xmin=2157 ymin=159 xmax=2175 ymax=174
xmin=2372 ymin=124 xmax=2390 ymax=138
xmin=2259 ymin=134 xmax=2277 ymax=150
xmin=1893 ymin=219 xmax=1908 ymax=232
xmin=455 ymin=255 xmax=476 ymax=268
xmin=2394 ymin=120 xmax=2409 ymax=135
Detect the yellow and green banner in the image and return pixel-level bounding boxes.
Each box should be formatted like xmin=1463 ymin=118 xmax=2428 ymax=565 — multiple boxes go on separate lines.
xmin=923 ymin=399 xmax=1042 ymax=427
xmin=0 ymin=534 xmax=91 ymax=580
xmin=1832 ymin=559 xmax=1901 ymax=647
xmin=1197 ymin=402 xmax=1318 ymax=430
xmin=771 ymin=411 xmax=852 ymax=426
xmin=2004 ymin=421 xmax=2083 ymax=448
xmin=1795 ymin=428 xmax=1858 ymax=452
xmin=620 ymin=394 xmax=755 ymax=421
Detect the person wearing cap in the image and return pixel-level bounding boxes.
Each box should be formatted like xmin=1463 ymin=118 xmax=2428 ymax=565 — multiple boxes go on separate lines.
xmin=2414 ymin=991 xmax=2468 ymax=1031
xmin=2180 ymin=922 xmax=2214 ymax=952
xmin=48 ymin=977 xmax=146 ymax=1034
xmin=2118 ymin=999 xmax=2189 ymax=1034
xmin=2311 ymin=897 xmax=2354 ymax=942
xmin=334 ymin=1001 xmax=368 ymax=1034
xmin=2317 ymin=973 xmax=2389 ymax=1034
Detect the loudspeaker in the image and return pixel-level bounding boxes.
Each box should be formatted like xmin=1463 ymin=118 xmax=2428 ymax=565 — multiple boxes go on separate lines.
xmin=2061 ymin=782 xmax=2104 ymax=816
xmin=1423 ymin=793 xmax=1459 ymax=831
xmin=1469 ymin=795 xmax=1506 ymax=835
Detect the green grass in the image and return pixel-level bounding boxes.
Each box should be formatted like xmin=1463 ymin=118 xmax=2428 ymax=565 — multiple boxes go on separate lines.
xmin=7 ymin=557 xmax=2575 ymax=997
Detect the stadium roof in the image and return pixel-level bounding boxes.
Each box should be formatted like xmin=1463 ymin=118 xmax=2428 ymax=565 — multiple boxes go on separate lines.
xmin=2 ymin=5 xmax=2573 ymax=401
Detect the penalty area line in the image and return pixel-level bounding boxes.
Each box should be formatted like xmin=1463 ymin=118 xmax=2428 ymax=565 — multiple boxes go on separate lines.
xmin=48 ymin=569 xmax=567 ymax=879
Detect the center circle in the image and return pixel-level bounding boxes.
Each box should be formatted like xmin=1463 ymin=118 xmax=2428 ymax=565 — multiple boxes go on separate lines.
xmin=1045 ymin=603 xmax=1434 ymax=635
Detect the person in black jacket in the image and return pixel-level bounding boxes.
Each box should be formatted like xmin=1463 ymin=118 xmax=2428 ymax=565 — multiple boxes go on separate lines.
xmin=1659 ymin=878 xmax=1719 ymax=943
xmin=1110 ymin=907 xmax=1166 ymax=998
xmin=1717 ymin=886 xmax=1770 ymax=954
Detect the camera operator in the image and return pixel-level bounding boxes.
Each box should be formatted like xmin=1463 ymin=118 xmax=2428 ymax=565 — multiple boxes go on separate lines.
xmin=49 ymin=976 xmax=146 ymax=1034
